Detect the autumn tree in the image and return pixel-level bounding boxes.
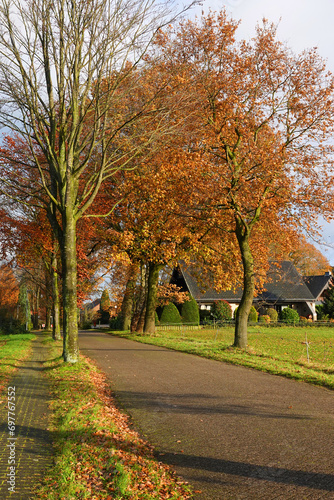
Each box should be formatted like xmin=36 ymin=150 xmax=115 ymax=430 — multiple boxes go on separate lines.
xmin=158 ymin=12 xmax=334 ymax=348
xmin=0 ymin=179 xmax=103 ymax=338
xmin=0 ymin=264 xmax=19 ymax=326
xmin=0 ymin=194 xmax=63 ymax=336
xmin=287 ymin=240 xmax=331 ymax=276
xmin=98 ymin=146 xmax=215 ymax=334
xmin=0 ymin=0 xmax=195 ymax=362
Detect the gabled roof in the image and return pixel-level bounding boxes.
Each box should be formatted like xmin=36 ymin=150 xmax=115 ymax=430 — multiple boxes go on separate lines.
xmin=303 ymin=274 xmax=332 ymax=299
xmin=259 ymin=261 xmax=315 ymax=302
xmin=172 ymin=265 xmax=241 ymax=301
xmin=172 ymin=261 xmax=316 ymax=303
xmin=84 ymin=298 xmax=100 ymax=310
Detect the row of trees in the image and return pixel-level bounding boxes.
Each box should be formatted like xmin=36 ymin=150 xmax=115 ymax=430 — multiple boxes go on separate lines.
xmin=1 ymin=4 xmax=334 ymax=361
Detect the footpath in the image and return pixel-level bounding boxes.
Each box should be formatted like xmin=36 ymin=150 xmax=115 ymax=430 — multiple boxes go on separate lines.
xmin=0 ymin=333 xmax=53 ymax=500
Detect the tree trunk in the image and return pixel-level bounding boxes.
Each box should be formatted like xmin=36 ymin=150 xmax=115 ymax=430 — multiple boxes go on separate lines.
xmin=136 ymin=295 xmax=148 ymax=333
xmin=234 ymin=219 xmax=255 ymax=349
xmin=143 ymin=263 xmax=162 ymax=335
xmin=51 ymin=251 xmax=61 ymax=341
xmin=45 ymin=307 xmax=51 ymax=330
xmin=131 ymin=263 xmax=147 ymax=332
xmin=121 ymin=263 xmax=138 ymax=330
xmin=61 ymin=211 xmax=79 ymax=362
xmin=32 ymin=287 xmax=40 ymax=329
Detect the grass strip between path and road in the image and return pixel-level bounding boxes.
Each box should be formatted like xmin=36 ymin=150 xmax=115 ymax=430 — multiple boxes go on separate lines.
xmin=35 ymin=335 xmax=193 ymax=500
xmin=109 ymin=325 xmax=334 ymax=390
xmin=0 ymin=333 xmax=36 ymax=395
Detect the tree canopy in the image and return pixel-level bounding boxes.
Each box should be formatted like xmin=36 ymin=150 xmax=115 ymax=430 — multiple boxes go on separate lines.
xmin=0 ymin=0 xmax=195 ymax=361
xmin=1 ymin=8 xmax=334 ymax=352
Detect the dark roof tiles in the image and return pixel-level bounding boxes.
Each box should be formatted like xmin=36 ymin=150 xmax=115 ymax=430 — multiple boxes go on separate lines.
xmin=303 ymin=274 xmax=332 ymax=299
xmin=178 ymin=261 xmax=318 ymax=303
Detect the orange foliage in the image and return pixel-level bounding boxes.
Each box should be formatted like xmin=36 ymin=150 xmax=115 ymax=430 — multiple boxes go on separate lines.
xmin=288 ymin=240 xmax=331 ymax=276
xmin=0 ymin=265 xmax=19 ymax=318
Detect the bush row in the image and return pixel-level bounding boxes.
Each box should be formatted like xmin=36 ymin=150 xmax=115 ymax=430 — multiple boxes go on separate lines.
xmin=110 ymin=299 xmax=314 ymax=329
xmin=159 ymin=298 xmax=200 ymax=325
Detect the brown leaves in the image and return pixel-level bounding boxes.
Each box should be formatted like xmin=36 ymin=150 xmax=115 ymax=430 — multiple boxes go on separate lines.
xmin=38 ymin=354 xmax=193 ymax=499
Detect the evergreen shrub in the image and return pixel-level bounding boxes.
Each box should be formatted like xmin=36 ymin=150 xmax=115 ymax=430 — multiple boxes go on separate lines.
xmin=233 ymin=305 xmax=258 ymax=322
xmin=248 ymin=306 xmax=258 ymax=322
xmin=199 ymin=308 xmax=212 ymax=324
xmin=160 ymin=303 xmax=182 ymax=325
xmin=0 ymin=318 xmax=26 ymax=334
xmin=109 ymin=315 xmax=123 ymax=330
xmin=279 ymin=307 xmax=300 ymax=324
xmin=211 ymin=300 xmax=232 ymax=321
xmin=316 ymin=304 xmax=329 ymax=321
xmin=181 ymin=296 xmax=200 ymax=325
xmin=266 ymin=308 xmax=278 ymax=322
xmin=323 ymin=281 xmax=334 ymax=318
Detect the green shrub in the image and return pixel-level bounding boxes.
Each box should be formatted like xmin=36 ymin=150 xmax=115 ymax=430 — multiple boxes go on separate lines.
xmin=259 ymin=315 xmax=270 ymax=323
xmin=233 ymin=306 xmax=258 ymax=322
xmin=199 ymin=308 xmax=212 ymax=324
xmin=248 ymin=306 xmax=258 ymax=322
xmin=316 ymin=304 xmax=328 ymax=321
xmin=80 ymin=320 xmax=92 ymax=329
xmin=181 ymin=296 xmax=200 ymax=325
xmin=279 ymin=307 xmax=299 ymax=324
xmin=322 ymin=281 xmax=334 ymax=318
xmin=160 ymin=303 xmax=182 ymax=325
xmin=109 ymin=315 xmax=123 ymax=330
xmin=0 ymin=318 xmax=26 ymax=334
xmin=211 ymin=300 xmax=232 ymax=321
xmin=266 ymin=308 xmax=278 ymax=322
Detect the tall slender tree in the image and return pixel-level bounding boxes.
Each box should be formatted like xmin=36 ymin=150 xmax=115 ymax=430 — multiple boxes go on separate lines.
xmin=0 ymin=0 xmax=195 ymax=361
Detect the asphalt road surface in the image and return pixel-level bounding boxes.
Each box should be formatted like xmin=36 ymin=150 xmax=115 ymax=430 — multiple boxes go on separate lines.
xmin=79 ymin=331 xmax=334 ymax=499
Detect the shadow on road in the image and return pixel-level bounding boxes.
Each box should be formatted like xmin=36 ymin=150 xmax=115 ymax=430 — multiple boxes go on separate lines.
xmin=113 ymin=389 xmax=312 ymax=420
xmin=159 ymin=451 xmax=334 ymax=491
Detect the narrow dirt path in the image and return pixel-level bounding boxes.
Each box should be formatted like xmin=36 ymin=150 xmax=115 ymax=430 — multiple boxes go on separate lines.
xmin=0 ymin=334 xmax=52 ymax=500
xmin=80 ymin=330 xmax=334 ymax=499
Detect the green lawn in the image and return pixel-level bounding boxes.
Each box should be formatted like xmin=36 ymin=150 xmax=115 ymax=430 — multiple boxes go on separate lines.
xmin=0 ymin=333 xmax=36 ymax=392
xmin=111 ymin=325 xmax=334 ymax=390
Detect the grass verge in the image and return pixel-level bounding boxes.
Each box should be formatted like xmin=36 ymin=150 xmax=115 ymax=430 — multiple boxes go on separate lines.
xmin=35 ymin=337 xmax=193 ymax=500
xmin=0 ymin=333 xmax=36 ymax=394
xmin=109 ymin=325 xmax=334 ymax=390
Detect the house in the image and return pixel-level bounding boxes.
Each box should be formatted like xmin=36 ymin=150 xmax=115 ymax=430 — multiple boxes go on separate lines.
xmin=303 ymin=272 xmax=332 ymax=306
xmin=80 ymin=298 xmax=100 ymax=326
xmin=171 ymin=261 xmax=332 ymax=320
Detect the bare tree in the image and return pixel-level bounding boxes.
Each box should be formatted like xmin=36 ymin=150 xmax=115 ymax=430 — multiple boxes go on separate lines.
xmin=0 ymin=0 xmax=195 ymax=361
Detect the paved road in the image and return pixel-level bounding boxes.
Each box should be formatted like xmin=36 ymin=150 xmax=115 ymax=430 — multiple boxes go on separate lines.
xmin=79 ymin=331 xmax=334 ymax=499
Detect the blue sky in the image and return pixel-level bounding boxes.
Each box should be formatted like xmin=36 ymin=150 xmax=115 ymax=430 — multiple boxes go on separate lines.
xmin=188 ymin=0 xmax=334 ymax=264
